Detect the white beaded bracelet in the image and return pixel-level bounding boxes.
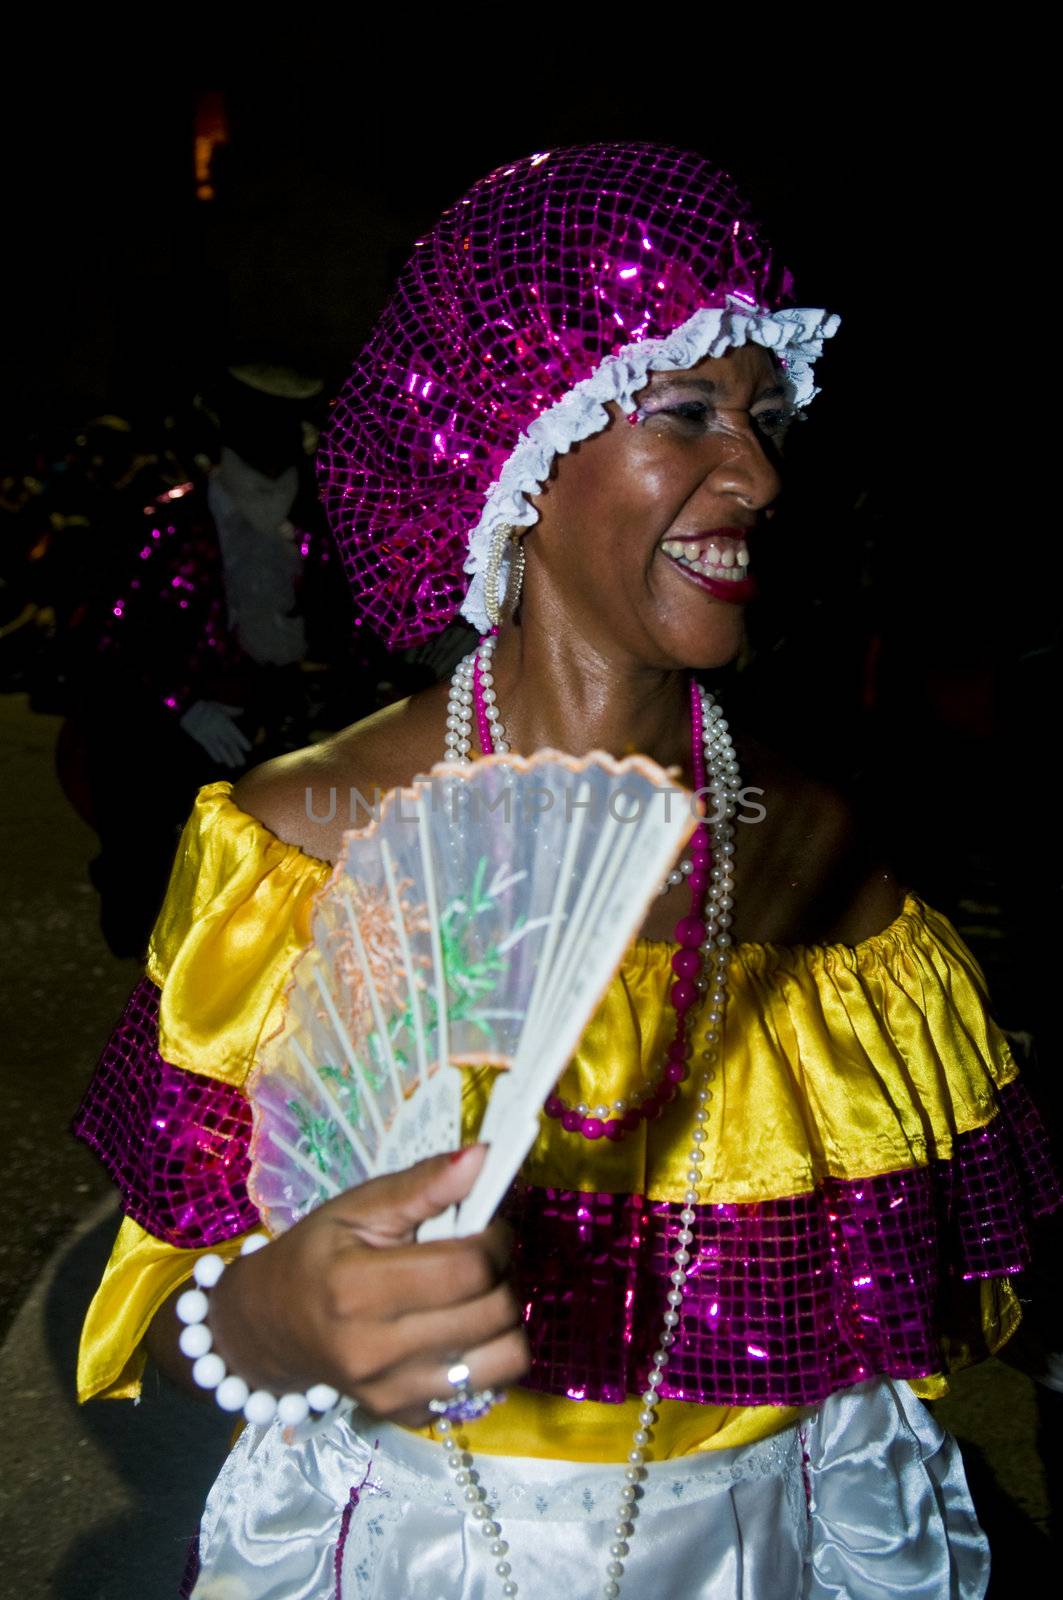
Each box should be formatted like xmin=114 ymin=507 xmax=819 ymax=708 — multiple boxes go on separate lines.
xmin=176 ymin=1233 xmax=340 ymax=1426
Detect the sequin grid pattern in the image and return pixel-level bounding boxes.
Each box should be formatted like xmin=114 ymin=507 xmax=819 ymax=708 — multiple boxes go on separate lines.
xmin=317 ymin=143 xmax=795 ymax=648
xmin=504 ymin=1088 xmax=1062 ymax=1408
xmin=72 ymin=976 xmax=257 ymax=1249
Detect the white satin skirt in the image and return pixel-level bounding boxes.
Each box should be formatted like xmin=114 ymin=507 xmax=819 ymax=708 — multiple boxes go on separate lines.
xmin=190 ymin=1378 xmax=989 ymax=1600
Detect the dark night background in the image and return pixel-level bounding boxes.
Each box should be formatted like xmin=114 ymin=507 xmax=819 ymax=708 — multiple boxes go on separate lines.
xmin=8 ymin=65 xmax=1051 ymax=676
xmin=7 ymin=66 xmax=1054 ymax=993
xmin=1 ymin=53 xmax=1059 ymax=1599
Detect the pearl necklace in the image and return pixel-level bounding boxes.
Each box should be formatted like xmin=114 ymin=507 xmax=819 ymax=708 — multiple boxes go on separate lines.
xmin=658 ymin=853 xmax=694 ymax=895
xmin=441 ymin=633 xmax=739 ymax=1599
xmin=445 ymin=636 xmax=701 ymax=896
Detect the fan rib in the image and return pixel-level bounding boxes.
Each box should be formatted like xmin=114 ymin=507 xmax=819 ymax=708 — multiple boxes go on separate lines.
xmin=268 ymin=1129 xmax=343 ymax=1197
xmin=517 ymin=777 xmax=589 ymax=1052
xmin=309 ymin=969 xmax=388 ymax=1146
xmin=340 ymin=891 xmax=405 ymax=1108
xmin=290 ymin=1032 xmax=376 ymax=1171
xmin=418 ymin=786 xmax=449 ymax=1081
xmin=539 ymin=798 xmax=631 ymax=1025
xmin=461 ymin=778 xmax=591 ymax=1226
xmin=381 ymin=838 xmax=430 ymax=1093
xmin=461 ymin=781 xmax=689 ymax=1236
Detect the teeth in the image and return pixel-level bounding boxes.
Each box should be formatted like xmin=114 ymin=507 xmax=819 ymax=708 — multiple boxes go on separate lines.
xmin=662 ymin=540 xmax=750 ymax=582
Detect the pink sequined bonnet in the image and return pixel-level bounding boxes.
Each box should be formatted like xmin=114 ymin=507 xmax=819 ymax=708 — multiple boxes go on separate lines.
xmin=317 ymin=141 xmax=840 ymax=649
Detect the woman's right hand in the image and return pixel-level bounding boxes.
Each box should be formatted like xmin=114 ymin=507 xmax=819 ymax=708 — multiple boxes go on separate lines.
xmin=206 ymin=1144 xmax=530 ymax=1427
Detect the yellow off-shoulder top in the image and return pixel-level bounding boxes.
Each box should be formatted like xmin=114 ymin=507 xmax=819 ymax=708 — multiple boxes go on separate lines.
xmin=77 ymin=781 xmax=1022 ymax=1464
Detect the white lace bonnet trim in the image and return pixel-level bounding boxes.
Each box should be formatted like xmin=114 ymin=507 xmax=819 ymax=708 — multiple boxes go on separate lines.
xmin=460 ymin=298 xmax=841 ymax=633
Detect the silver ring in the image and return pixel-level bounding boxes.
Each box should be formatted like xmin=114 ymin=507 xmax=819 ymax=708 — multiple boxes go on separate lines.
xmin=427 ymin=1360 xmax=500 ymax=1423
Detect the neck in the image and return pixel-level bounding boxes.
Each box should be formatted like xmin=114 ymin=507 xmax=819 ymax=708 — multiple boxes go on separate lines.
xmin=487 ymin=613 xmax=692 ymax=775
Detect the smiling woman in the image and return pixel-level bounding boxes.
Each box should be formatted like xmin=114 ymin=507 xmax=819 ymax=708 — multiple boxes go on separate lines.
xmin=634 ymin=360 xmax=789 ymax=597
xmin=72 ymin=143 xmax=1060 ymax=1600
xmin=513 ymin=345 xmax=784 ymax=673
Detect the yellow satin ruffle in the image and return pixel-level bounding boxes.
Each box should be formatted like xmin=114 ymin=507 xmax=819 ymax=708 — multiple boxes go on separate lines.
xmin=147 ymin=782 xmax=330 ymax=1084
xmin=78 ymin=1214 xmax=250 ymax=1402
xmin=461 ymin=905 xmax=1016 ymax=1203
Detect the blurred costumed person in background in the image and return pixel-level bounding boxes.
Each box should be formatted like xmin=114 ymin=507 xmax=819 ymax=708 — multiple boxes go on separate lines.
xmin=64 ymin=363 xmax=353 ymax=958
xmin=73 ymin=145 xmax=1060 ymax=1599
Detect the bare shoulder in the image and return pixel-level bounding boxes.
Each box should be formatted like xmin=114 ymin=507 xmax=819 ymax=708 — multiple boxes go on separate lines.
xmin=732 ymin=736 xmax=904 ymax=947
xmin=232 ymin=681 xmax=451 ymax=866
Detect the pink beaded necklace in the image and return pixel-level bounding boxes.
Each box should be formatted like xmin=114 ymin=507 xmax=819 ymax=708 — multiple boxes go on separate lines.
xmin=470 ymin=654 xmax=713 ymax=1144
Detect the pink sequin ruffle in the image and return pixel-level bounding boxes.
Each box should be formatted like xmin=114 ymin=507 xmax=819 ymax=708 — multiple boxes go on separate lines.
xmin=72 ymin=977 xmax=257 ymax=1248
xmin=503 ymin=1081 xmax=1061 ymax=1406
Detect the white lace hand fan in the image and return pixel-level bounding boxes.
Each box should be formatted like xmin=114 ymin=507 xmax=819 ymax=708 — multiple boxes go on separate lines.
xmin=247 ymin=750 xmax=694 ymax=1242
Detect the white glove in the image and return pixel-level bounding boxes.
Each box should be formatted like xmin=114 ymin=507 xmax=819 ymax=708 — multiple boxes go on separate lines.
xmin=179 ymin=700 xmax=253 ymax=767
xmin=1036 ymin=1351 xmax=1063 ymax=1395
